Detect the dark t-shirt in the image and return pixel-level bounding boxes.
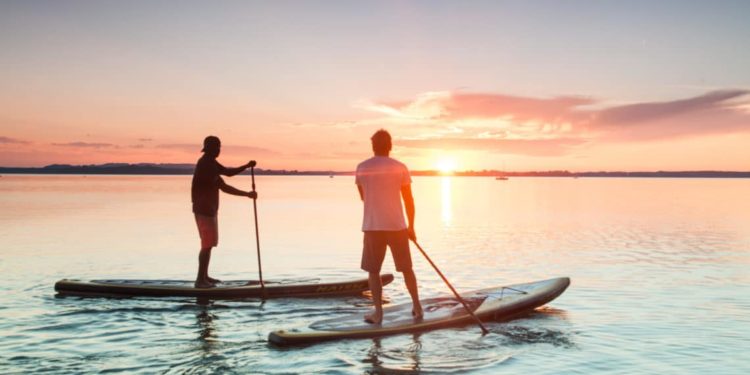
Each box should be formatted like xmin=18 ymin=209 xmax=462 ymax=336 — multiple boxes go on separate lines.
xmin=191 ymin=156 xmax=228 ymax=216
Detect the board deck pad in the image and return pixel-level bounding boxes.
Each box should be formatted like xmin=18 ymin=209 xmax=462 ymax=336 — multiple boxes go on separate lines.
xmin=54 ymin=274 xmax=394 ymax=299
xmin=310 ymin=296 xmax=488 ymax=331
xmin=269 ymin=277 xmax=570 ymax=345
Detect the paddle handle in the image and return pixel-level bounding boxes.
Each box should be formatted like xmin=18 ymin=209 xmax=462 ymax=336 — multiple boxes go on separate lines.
xmin=413 ymin=240 xmax=489 ymax=335
xmin=251 ymin=166 xmax=266 ymax=299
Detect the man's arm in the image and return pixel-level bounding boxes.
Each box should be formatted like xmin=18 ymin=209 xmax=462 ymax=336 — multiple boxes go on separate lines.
xmin=219 ymin=179 xmax=257 ymax=199
xmin=357 ymin=184 xmax=364 ymax=201
xmin=219 ymin=160 xmax=256 ymax=177
xmin=401 ymin=184 xmax=416 ymax=241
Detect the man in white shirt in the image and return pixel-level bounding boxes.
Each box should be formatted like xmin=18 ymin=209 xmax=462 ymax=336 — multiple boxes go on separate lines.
xmin=355 ymin=129 xmax=423 ymax=324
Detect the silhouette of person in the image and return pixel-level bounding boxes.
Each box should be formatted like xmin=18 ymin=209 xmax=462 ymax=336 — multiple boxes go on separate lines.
xmin=192 ymin=135 xmax=257 ymax=288
xmin=356 ymin=129 xmax=423 ymax=324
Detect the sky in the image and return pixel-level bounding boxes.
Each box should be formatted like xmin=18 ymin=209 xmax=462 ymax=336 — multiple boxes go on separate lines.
xmin=1 ymin=0 xmax=749 ymax=171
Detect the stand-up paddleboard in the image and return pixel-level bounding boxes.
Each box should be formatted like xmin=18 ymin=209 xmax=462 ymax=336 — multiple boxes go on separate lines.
xmin=55 ymin=274 xmax=394 ymax=299
xmin=269 ymin=277 xmax=570 ymax=346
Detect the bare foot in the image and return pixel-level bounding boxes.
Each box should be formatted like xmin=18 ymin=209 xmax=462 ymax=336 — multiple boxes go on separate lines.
xmin=364 ymin=310 xmax=383 ymax=325
xmin=194 ymin=280 xmax=216 ymax=288
xmin=412 ymin=304 xmax=424 ymax=320
xmin=207 ymin=276 xmax=222 ymax=284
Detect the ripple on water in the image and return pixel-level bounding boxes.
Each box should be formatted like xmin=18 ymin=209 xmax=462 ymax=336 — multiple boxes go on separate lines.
xmin=3 ymin=176 xmax=750 ymax=374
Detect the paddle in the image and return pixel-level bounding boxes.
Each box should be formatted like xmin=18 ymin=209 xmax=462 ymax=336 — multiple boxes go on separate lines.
xmin=411 ymin=240 xmax=489 ymax=335
xmin=250 ymin=165 xmax=266 ymax=299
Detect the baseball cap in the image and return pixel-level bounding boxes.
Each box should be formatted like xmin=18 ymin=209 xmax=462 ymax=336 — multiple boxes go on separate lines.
xmin=201 ymin=136 xmax=220 ymax=152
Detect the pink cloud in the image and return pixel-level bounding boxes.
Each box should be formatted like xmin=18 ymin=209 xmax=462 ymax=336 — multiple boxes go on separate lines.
xmin=444 ymin=94 xmax=593 ymax=123
xmin=0 ymin=136 xmax=31 ymax=144
xmin=595 ymin=89 xmax=748 ymax=125
xmin=592 ymin=89 xmax=750 ymax=141
xmin=156 ymin=143 xmax=279 ymax=155
xmin=51 ymin=141 xmax=117 ymax=149
xmin=371 ymin=92 xmax=592 ymax=123
xmin=366 ymin=89 xmax=750 ymax=156
xmin=399 ymin=137 xmax=585 ymax=156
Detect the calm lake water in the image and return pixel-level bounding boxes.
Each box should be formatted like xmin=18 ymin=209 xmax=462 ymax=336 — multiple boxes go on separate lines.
xmin=1 ymin=175 xmax=748 ymax=374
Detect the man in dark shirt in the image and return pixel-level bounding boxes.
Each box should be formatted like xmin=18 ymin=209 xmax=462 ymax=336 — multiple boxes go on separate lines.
xmin=192 ymin=135 xmax=257 ymax=288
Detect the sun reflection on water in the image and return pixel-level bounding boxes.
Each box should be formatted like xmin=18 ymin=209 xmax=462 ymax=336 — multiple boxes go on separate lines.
xmin=441 ymin=176 xmax=452 ymax=225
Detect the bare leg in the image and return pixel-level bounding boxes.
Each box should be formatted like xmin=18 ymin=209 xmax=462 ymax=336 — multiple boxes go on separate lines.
xmin=202 ymin=248 xmax=221 ymax=283
xmin=364 ymin=272 xmax=383 ymax=324
xmin=195 ymin=247 xmax=215 ymax=288
xmin=402 ymin=269 xmax=423 ymax=319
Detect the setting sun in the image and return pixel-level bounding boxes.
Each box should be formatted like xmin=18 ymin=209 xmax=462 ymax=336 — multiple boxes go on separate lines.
xmin=436 ymin=157 xmax=457 ymax=175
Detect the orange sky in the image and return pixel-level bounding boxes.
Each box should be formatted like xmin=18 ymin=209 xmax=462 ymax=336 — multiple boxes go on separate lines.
xmin=2 ymin=88 xmax=749 ymax=171
xmin=1 ymin=2 xmax=749 ymax=171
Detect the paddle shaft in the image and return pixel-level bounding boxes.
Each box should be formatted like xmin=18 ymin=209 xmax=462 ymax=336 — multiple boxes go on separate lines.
xmin=250 ymin=166 xmax=266 ymax=298
xmin=412 ymin=240 xmax=489 ymax=335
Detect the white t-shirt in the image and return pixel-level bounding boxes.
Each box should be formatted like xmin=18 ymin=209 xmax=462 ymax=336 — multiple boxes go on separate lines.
xmin=355 ymin=156 xmax=412 ymax=231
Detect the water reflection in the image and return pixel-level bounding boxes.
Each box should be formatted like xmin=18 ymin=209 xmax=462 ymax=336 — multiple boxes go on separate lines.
xmin=364 ymin=335 xmax=423 ymax=374
xmin=196 ymin=307 xmax=218 ymax=354
xmin=4 ymin=176 xmax=749 ymax=374
xmin=441 ymin=177 xmax=452 ymax=226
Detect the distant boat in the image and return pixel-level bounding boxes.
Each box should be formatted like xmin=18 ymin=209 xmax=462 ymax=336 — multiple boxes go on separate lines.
xmin=495 ymin=176 xmax=508 ymax=180
xmin=329 ymin=174 xmax=334 ymax=178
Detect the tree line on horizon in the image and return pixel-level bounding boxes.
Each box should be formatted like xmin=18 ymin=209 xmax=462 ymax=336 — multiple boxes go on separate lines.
xmin=0 ymin=163 xmax=748 ymax=178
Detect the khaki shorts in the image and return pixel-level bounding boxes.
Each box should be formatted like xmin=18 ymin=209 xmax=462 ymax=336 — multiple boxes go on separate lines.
xmin=361 ymin=230 xmax=412 ymax=273
xmin=195 ymin=214 xmax=218 ymax=249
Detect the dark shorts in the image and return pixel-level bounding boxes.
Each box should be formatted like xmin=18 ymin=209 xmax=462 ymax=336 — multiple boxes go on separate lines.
xmin=361 ymin=230 xmax=412 ymax=273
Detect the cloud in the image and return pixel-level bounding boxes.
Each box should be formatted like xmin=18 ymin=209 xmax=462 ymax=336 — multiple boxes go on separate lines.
xmin=0 ymin=136 xmax=31 ymax=144
xmin=286 ymin=120 xmax=361 ymax=129
xmin=399 ymin=137 xmax=586 ymax=156
xmin=591 ymin=89 xmax=750 ymax=141
xmin=594 ymin=89 xmax=748 ymax=126
xmin=294 ymin=150 xmax=368 ymax=161
xmin=156 ymin=143 xmax=279 ymax=155
xmin=51 ymin=141 xmax=117 ymax=149
xmin=365 ymin=91 xmax=592 ymax=123
xmin=445 ymin=94 xmax=594 ymax=124
xmin=359 ymin=89 xmax=750 ymax=155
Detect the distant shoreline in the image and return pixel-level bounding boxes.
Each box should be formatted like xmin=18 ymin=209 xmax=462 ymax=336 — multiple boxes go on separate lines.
xmin=1 ymin=164 xmax=749 ymax=178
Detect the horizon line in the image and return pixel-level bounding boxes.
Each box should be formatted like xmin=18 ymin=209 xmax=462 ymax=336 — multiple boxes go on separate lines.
xmin=1 ymin=164 xmax=749 ymax=176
